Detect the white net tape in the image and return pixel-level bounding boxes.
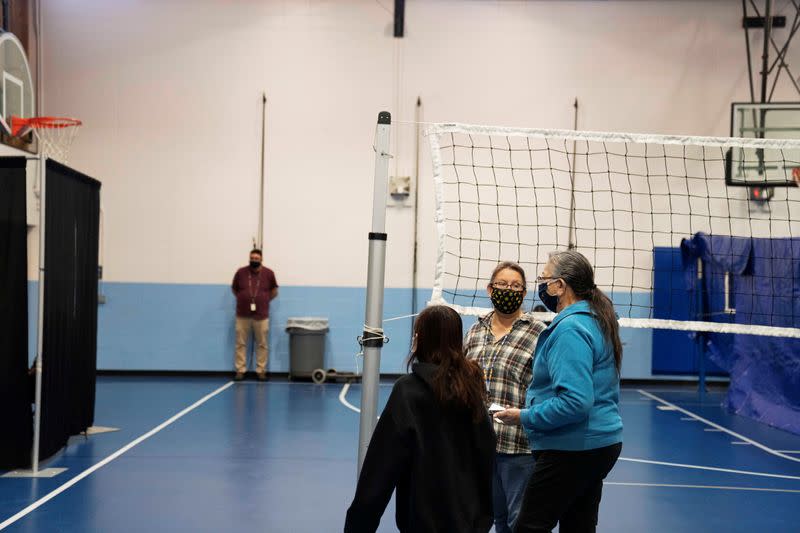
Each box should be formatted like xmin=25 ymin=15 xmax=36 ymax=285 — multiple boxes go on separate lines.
xmin=426 ymin=123 xmax=800 ymax=338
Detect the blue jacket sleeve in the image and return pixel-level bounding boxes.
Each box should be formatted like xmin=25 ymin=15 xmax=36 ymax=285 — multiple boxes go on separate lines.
xmin=520 ymin=326 xmax=595 ymax=431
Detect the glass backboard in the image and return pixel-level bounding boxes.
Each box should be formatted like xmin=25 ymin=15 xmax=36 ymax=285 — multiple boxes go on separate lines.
xmin=727 ymin=102 xmax=800 ymax=187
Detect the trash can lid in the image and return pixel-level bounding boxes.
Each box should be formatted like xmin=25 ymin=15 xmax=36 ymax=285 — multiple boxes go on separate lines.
xmin=286 ymin=317 xmax=329 ymax=331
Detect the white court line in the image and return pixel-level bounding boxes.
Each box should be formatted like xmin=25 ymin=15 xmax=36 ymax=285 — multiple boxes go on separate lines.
xmin=0 ymin=381 xmax=234 ymax=531
xmin=638 ymin=389 xmax=800 ymax=464
xmin=777 ymin=451 xmax=800 ymax=454
xmin=732 ymin=441 xmax=753 ymax=446
xmin=340 ymin=387 xmax=800 ymax=481
xmin=606 ymin=482 xmax=800 ymax=494
xmin=234 ymin=381 xmax=317 ymax=386
xmin=618 ymin=457 xmax=800 ymax=481
xmin=339 ymin=383 xmax=361 ymax=414
xmin=338 ymin=383 xmax=390 ymax=416
xmin=339 ymin=384 xmax=800 ymax=480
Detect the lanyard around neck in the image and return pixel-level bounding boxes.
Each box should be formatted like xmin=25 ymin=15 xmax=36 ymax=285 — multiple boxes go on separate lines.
xmin=248 ymin=271 xmax=262 ymax=302
xmin=482 ymin=319 xmax=513 ymax=391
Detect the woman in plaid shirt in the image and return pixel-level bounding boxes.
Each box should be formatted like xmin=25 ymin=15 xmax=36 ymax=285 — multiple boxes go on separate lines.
xmin=464 ymin=261 xmax=545 ymax=533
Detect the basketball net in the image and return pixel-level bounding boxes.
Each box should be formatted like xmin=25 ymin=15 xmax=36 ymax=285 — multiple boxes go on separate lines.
xmin=11 ymin=116 xmax=82 ymax=163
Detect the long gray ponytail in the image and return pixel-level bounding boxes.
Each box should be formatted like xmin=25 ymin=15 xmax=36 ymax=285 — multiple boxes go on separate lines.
xmin=550 ymin=250 xmax=623 ymax=372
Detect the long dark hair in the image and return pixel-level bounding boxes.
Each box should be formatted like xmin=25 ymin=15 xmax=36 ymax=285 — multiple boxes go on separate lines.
xmin=408 ymin=305 xmax=486 ymax=421
xmin=549 ymin=250 xmax=623 ymax=372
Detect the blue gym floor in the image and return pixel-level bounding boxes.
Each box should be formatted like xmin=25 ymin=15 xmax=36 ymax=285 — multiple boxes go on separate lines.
xmin=1 ymin=377 xmax=799 ymax=532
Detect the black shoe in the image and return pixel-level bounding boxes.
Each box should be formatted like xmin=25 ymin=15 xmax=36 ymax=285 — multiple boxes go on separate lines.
xmin=234 ymin=372 xmax=245 ymax=382
xmin=257 ymin=372 xmax=268 ymax=382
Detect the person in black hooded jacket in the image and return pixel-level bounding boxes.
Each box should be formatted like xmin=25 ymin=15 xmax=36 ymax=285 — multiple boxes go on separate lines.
xmin=344 ymin=305 xmax=496 ymax=533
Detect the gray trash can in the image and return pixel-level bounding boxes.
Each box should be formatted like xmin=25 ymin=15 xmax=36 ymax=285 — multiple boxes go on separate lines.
xmin=286 ymin=317 xmax=329 ymax=380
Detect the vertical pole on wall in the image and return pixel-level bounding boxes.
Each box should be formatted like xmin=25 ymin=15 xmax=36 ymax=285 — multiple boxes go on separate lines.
xmin=393 ymin=0 xmax=404 ymax=38
xmin=410 ymin=97 xmax=421 ymax=341
xmin=567 ymin=98 xmax=579 ymax=250
xmin=759 ymin=0 xmax=774 ymax=106
xmin=755 ymin=0 xmax=774 ymax=173
xmin=696 ymin=257 xmax=706 ymax=401
xmin=31 ymin=0 xmax=44 ymax=474
xmin=358 ymin=111 xmax=391 ymax=475
xmin=31 ymin=154 xmax=45 ymax=473
xmin=258 ymin=92 xmax=266 ymax=249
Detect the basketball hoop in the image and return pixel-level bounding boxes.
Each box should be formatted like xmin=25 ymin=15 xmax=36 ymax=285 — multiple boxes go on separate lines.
xmin=11 ymin=116 xmax=82 ymax=163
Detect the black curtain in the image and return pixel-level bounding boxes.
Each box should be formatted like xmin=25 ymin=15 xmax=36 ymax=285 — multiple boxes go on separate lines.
xmin=39 ymin=160 xmax=101 ymax=460
xmin=0 ymin=157 xmax=32 ymax=470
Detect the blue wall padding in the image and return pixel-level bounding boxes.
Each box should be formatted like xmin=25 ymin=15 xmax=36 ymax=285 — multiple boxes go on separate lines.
xmin=651 ymin=247 xmax=727 ymax=376
xmin=681 ymin=233 xmax=800 ymax=435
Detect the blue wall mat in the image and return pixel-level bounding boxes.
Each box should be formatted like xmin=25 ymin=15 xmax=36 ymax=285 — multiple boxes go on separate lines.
xmin=651 ymin=247 xmax=727 ymax=376
xmin=94 ymin=284 xmax=432 ymax=374
xmin=619 ymin=294 xmax=656 ymax=379
xmin=28 ymin=281 xmax=654 ymax=376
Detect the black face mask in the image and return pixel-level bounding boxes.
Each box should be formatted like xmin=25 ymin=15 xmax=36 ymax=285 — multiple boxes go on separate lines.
xmin=537 ymin=282 xmax=559 ymax=313
xmin=250 ymin=260 xmax=261 ymax=269
xmin=490 ymin=288 xmax=524 ymax=315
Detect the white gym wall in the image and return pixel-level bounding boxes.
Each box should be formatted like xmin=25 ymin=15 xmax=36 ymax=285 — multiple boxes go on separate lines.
xmin=31 ymin=0 xmax=800 ymax=376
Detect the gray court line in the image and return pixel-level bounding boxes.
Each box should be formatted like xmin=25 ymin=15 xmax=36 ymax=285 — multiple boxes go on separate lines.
xmin=638 ymin=389 xmax=800 ymax=464
xmin=618 ymin=457 xmax=800 ymax=481
xmin=606 ymin=482 xmax=800 ymax=494
xmin=0 ymin=381 xmax=234 ymax=531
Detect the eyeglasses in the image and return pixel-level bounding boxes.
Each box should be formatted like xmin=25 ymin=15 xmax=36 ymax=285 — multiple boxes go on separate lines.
xmin=491 ymin=281 xmax=526 ymax=292
xmin=535 ymin=276 xmax=558 ymax=284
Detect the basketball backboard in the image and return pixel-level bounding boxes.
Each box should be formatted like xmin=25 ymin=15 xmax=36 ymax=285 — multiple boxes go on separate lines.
xmin=0 ymin=32 xmax=32 ymax=134
xmin=727 ymin=102 xmax=800 ymax=187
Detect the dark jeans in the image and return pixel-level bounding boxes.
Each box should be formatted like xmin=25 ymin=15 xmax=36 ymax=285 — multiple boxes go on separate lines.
xmin=513 ymin=442 xmax=622 ymax=533
xmin=493 ymin=453 xmax=537 ymax=533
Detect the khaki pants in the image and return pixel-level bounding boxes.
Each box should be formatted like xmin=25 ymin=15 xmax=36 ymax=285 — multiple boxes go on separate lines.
xmin=235 ymin=317 xmax=269 ymax=374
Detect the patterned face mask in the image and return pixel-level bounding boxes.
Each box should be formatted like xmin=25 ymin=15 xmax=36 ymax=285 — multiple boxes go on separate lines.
xmin=490 ymin=287 xmax=524 ymax=315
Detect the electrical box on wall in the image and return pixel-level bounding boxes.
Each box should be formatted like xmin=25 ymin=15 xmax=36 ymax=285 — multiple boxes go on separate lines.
xmin=387 ymin=175 xmax=413 ymax=207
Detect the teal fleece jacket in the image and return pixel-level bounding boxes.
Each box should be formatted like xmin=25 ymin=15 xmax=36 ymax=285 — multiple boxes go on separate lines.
xmin=520 ymin=300 xmax=623 ymax=451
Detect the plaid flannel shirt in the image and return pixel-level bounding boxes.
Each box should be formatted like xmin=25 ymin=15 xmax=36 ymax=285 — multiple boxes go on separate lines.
xmin=464 ymin=311 xmax=545 ymax=454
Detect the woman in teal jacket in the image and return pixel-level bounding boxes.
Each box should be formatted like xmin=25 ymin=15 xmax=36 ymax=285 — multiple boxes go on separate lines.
xmin=495 ymin=250 xmax=622 ymax=533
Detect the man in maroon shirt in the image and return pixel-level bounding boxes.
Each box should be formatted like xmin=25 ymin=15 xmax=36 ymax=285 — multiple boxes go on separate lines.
xmin=231 ymin=249 xmax=279 ymax=381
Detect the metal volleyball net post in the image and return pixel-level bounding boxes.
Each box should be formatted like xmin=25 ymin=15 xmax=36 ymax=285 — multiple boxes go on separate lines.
xmin=357 ymin=111 xmax=391 ymax=474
